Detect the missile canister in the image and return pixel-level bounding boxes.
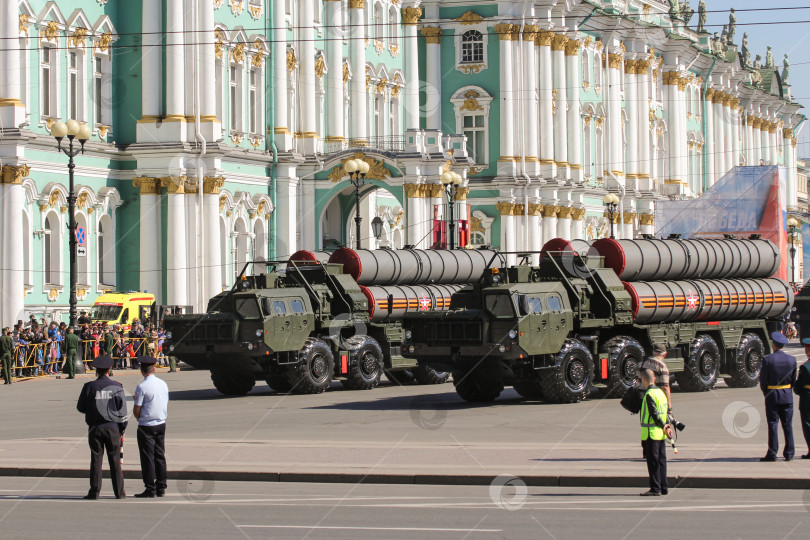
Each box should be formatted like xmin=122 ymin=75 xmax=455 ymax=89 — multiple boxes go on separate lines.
xmin=624 ymin=278 xmax=792 ymax=324
xmin=542 ymin=238 xmax=591 ymax=256
xmin=592 ymin=237 xmax=779 ymax=282
xmin=329 ymin=248 xmax=503 ymax=286
xmin=288 ymin=250 xmax=331 ymax=264
xmin=360 ymin=284 xmax=463 ymax=322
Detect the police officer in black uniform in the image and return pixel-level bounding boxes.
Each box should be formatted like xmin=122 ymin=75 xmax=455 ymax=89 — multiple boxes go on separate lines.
xmin=796 ymin=338 xmax=810 ymax=458
xmin=759 ymin=332 xmax=797 ymax=461
xmin=76 ymin=355 xmax=128 ymax=499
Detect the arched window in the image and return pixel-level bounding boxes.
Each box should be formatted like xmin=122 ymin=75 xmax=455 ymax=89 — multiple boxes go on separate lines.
xmin=451 ymin=87 xmax=494 ymax=166
xmin=389 ymin=6 xmax=399 ymax=47
xmin=583 ymin=115 xmax=593 ymax=181
xmin=253 ymin=220 xmax=266 ymax=261
xmin=98 ymin=215 xmax=115 ymax=286
xmin=234 ymin=218 xmax=249 ymax=278
xmin=219 ymin=217 xmax=228 ymax=288
xmin=389 ymin=95 xmax=399 ymax=138
xmin=594 ymin=53 xmax=603 ymax=87
xmin=582 ymin=50 xmax=590 ymax=87
xmin=374 ymin=2 xmax=385 ymax=41
xmin=216 ymin=55 xmax=224 ymax=124
xmin=43 ymin=213 xmax=61 ymax=286
xmin=229 ymin=56 xmax=243 ymax=133
xmin=461 ymin=31 xmax=484 ymax=64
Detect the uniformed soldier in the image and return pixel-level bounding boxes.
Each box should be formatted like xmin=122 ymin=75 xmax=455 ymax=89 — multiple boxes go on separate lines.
xmin=759 ymin=331 xmax=797 ymax=461
xmin=795 ymin=338 xmax=810 ymax=459
xmin=1 ymin=327 xmax=14 ymax=384
xmin=64 ymin=326 xmax=79 ymax=379
xmin=104 ymin=328 xmax=116 ymax=364
xmin=76 ymin=355 xmax=127 ymax=499
xmin=638 ymin=368 xmax=673 ymax=496
xmin=133 ymin=356 xmax=169 ymax=498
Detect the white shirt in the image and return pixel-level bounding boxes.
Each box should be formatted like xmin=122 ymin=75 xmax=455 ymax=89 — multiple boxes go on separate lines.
xmin=134 ymin=374 xmax=169 ymax=426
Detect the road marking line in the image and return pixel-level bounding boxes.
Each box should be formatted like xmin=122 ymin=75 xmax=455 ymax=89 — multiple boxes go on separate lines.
xmin=237 ymin=525 xmax=502 ymax=532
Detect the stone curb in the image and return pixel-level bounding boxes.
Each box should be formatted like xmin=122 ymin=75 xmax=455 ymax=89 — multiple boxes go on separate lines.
xmin=1 ymin=467 xmax=806 ymax=490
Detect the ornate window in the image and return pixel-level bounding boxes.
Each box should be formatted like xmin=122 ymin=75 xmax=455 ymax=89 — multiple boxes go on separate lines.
xmin=373 ymin=2 xmax=385 ymax=41
xmin=468 ymin=210 xmax=494 ymax=248
xmin=389 ymin=6 xmax=399 ymax=47
xmin=253 ymin=220 xmax=266 ymax=261
xmin=229 ymin=62 xmax=243 ymax=132
xmin=40 ymin=46 xmax=56 ymax=118
xmin=67 ymin=48 xmax=86 ymax=122
xmin=248 ymin=67 xmax=258 ymax=134
xmin=43 ymin=212 xmax=61 ymax=286
xmin=451 ymin=86 xmax=493 ymax=166
xmin=461 ymin=31 xmax=484 ymax=63
xmin=98 ymin=214 xmax=115 ymax=286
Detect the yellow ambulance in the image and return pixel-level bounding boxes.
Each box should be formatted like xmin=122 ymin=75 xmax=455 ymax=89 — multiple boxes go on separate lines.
xmin=90 ymin=292 xmax=156 ymax=327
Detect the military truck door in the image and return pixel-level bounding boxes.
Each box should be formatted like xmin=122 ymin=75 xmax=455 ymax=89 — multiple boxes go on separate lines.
xmin=271 ymin=299 xmax=291 ymax=350
xmin=518 ymin=295 xmax=550 ymax=353
xmin=545 ymin=293 xmax=568 ymax=345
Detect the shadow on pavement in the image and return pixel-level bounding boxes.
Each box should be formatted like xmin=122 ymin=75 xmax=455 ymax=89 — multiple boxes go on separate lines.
xmin=304 ymin=392 xmax=554 ymax=411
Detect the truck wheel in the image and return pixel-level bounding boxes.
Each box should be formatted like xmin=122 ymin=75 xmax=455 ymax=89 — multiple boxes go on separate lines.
xmin=452 ymin=360 xmax=504 ymax=402
xmin=602 ymin=336 xmax=645 ymax=398
xmin=540 ymin=339 xmax=594 ymax=403
xmin=385 ymin=369 xmax=416 ymax=385
xmin=412 ymin=365 xmax=451 ymax=385
xmin=211 ymin=368 xmax=255 ymax=396
xmin=724 ymin=333 xmax=764 ymax=388
xmin=675 ymin=334 xmax=720 ymax=392
xmin=266 ymin=372 xmax=293 ymax=393
xmin=512 ymin=378 xmax=545 ymax=400
xmin=341 ymin=336 xmax=384 ymax=390
xmin=287 ymin=338 xmax=334 ymax=394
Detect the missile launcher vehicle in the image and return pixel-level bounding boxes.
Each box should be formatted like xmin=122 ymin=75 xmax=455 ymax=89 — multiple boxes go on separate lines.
xmin=401 ymin=237 xmax=793 ymax=403
xmin=162 ymin=248 xmax=502 ymax=396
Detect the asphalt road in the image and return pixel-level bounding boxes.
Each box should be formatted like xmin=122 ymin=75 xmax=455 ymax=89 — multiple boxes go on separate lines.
xmin=1 ymin=477 xmax=808 ymax=540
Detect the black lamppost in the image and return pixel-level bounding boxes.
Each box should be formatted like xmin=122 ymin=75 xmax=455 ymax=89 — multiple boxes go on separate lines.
xmin=603 ymin=193 xmax=619 ymax=239
xmin=788 ymin=217 xmax=799 ymax=286
xmin=371 ymin=216 xmax=384 ymax=248
xmin=51 ymin=119 xmax=91 ymax=329
xmin=441 ymin=171 xmax=462 ymax=249
xmin=344 ymin=159 xmax=370 ymax=249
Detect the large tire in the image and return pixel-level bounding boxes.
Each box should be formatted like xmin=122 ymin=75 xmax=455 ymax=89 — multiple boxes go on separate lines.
xmin=287 ymin=338 xmax=335 ymax=394
xmin=341 ymin=336 xmax=384 ymax=390
xmin=512 ymin=378 xmax=545 ymax=400
xmin=724 ymin=333 xmax=764 ymax=388
xmin=675 ymin=334 xmax=720 ymax=392
xmin=385 ymin=369 xmax=416 ymax=385
xmin=266 ymin=371 xmax=293 ymax=393
xmin=412 ymin=365 xmax=451 ymax=385
xmin=452 ymin=359 xmax=504 ymax=402
xmin=540 ymin=339 xmax=594 ymax=403
xmin=211 ymin=368 xmax=255 ymax=396
xmin=601 ymin=336 xmax=645 ymax=398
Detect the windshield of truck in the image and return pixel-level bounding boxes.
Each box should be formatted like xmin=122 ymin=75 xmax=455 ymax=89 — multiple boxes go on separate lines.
xmin=234 ymin=297 xmax=262 ymax=320
xmin=485 ymin=294 xmax=516 ymax=318
xmin=91 ymin=305 xmax=122 ymax=321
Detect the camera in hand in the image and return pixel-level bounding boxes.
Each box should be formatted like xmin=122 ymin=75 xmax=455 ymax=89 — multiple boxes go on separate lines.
xmin=668 ymin=415 xmax=685 ymax=432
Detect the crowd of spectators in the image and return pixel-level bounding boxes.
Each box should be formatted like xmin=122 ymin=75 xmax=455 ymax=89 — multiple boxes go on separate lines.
xmin=10 ymin=312 xmax=169 ymax=378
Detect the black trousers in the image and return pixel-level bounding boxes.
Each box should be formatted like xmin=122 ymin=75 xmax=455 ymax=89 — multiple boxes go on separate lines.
xmin=137 ymin=424 xmax=167 ymax=492
xmin=642 ymin=439 xmax=668 ymax=493
xmin=799 ymin=396 xmax=810 ymax=453
xmin=765 ymin=402 xmax=795 ymax=459
xmin=88 ymin=425 xmax=124 ymax=498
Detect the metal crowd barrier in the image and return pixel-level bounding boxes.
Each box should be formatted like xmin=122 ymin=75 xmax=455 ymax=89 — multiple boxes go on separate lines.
xmin=8 ymin=337 xmax=172 ymax=380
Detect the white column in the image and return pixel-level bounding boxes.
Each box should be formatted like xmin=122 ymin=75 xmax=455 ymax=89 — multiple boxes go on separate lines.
xmin=0 ymin=0 xmax=24 ymax=128
xmin=556 ymin=208 xmax=572 ymax=241
xmin=761 ymin=122 xmax=771 ymax=164
xmin=744 ymin=114 xmax=754 ymax=165
xmin=664 ymin=72 xmax=683 ymax=186
xmin=325 ymin=0 xmax=345 ymax=143
xmin=141 ymin=0 xmax=161 ymax=120
xmin=566 ymin=40 xmax=582 ymax=182
xmin=723 ymin=98 xmax=734 ymax=173
xmin=3 ymin=176 xmax=25 ymax=326
xmin=552 ymin=35 xmax=568 ymax=176
xmin=541 ymin=203 xmax=558 ymax=245
xmin=528 ymin=206 xmax=541 ymax=258
xmin=406 ymin=186 xmax=422 ymax=249
xmin=203 ymin=179 xmax=222 ymax=301
xmin=166 ymin=0 xmax=185 ymax=119
xmin=704 ymin=90 xmax=715 ymax=186
xmin=624 ymin=57 xmax=639 ymax=183
xmin=498 ymin=203 xmax=516 ymax=266
xmin=299 ymin=0 xmax=318 ymax=153
xmin=301 ymin=182 xmax=316 ymax=249
xmin=495 ymin=25 xmax=515 ymax=173
xmin=769 ymin=127 xmax=778 ymax=167
xmin=753 ymin=120 xmax=762 ymax=165
xmin=522 ymin=26 xmax=539 ymax=166
xmin=571 ymin=210 xmax=585 ymax=240
xmin=606 ymin=50 xmax=623 ymax=179
xmin=274 ymin=176 xmax=298 ymax=257
xmin=272 ymin=0 xmax=291 ymax=151
xmin=423 ymin=26 xmax=442 ymax=131
xmin=199 ymin=0 xmax=218 ymax=138
xmin=785 ymin=134 xmax=797 ymax=209
xmin=400 ymin=9 xmax=421 ymax=130
xmin=730 ymin=101 xmax=740 ymax=169
xmin=637 ymin=60 xmax=651 ymax=184
xmin=134 ymin=178 xmax=162 ymax=301
xmin=713 ymin=97 xmax=725 ymax=177
xmin=166 ymin=179 xmax=188 ymax=306
xmin=350 ymin=2 xmax=368 ymax=144
xmin=538 ymin=31 xmax=554 ymax=177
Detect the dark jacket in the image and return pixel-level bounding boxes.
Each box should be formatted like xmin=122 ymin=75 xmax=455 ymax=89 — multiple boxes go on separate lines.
xmin=76 ymin=375 xmax=128 ymax=431
xmin=0 ymin=335 xmax=13 ymax=358
xmin=794 ymin=361 xmax=810 ymax=397
xmin=760 ymin=349 xmax=797 ymax=406
xmin=65 ymin=332 xmax=80 ymax=352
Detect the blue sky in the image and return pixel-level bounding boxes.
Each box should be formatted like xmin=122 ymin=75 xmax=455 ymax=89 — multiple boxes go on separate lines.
xmin=703 ymin=1 xmax=810 ymax=157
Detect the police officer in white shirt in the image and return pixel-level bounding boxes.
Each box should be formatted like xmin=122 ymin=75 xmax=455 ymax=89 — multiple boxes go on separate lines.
xmin=133 ymin=356 xmax=169 ymax=498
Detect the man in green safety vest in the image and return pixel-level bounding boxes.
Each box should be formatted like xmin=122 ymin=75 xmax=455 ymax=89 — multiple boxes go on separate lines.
xmin=639 ymin=368 xmax=672 ymax=496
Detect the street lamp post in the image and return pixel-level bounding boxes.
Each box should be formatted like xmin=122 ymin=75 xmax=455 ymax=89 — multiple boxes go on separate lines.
xmin=788 ymin=217 xmax=799 ymax=286
xmin=344 ymin=159 xmax=370 ymax=249
xmin=51 ymin=120 xmax=91 ymax=329
xmin=603 ymin=193 xmax=620 ymax=239
xmin=441 ymin=171 xmax=462 ymax=250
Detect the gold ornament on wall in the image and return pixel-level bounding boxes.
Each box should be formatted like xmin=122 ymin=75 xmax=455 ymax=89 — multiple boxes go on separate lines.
xmin=328 ymin=153 xmax=391 ymax=183
xmin=231 ymin=42 xmax=245 ymax=64
xmin=421 ymin=27 xmax=442 ymax=44
xmin=96 ymin=31 xmax=112 ymax=53
xmin=456 ymin=11 xmax=484 ymax=25
xmin=459 ymin=90 xmax=483 ymax=112
xmin=315 ymin=55 xmax=325 ymax=80
xmin=401 ymin=7 xmax=422 ymax=25
xmin=214 ymin=29 xmax=225 ymax=59
xmin=287 ymin=48 xmax=297 ymax=73
xmin=70 ymin=27 xmax=89 ymax=47
xmin=42 ymin=21 xmax=59 ymax=42
xmin=19 ymin=14 xmax=30 ymax=39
